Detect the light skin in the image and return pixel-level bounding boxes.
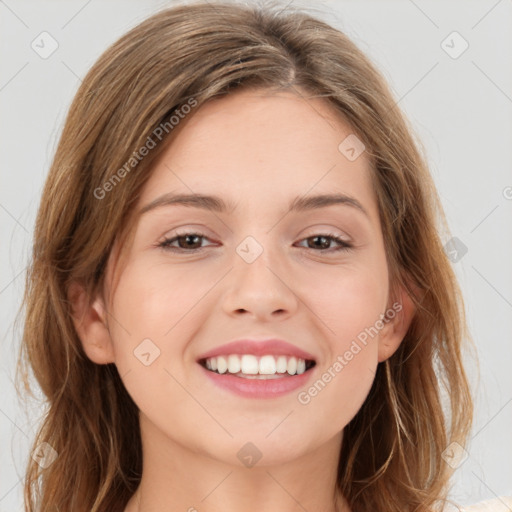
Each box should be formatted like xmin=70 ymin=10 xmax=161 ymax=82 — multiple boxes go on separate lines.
xmin=70 ymin=87 xmax=416 ymax=512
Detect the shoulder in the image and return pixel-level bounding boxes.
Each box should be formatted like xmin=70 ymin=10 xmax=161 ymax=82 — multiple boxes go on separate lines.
xmin=460 ymin=496 xmax=512 ymax=511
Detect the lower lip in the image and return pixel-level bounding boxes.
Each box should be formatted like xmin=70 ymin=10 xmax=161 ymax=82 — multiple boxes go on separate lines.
xmin=199 ymin=364 xmax=315 ymax=399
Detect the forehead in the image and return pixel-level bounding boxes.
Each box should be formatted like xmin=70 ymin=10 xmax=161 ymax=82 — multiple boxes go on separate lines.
xmin=139 ymin=88 xmax=378 ymax=221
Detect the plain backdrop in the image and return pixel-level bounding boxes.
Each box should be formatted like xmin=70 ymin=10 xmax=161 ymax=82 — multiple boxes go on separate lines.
xmin=1 ymin=0 xmax=511 ymax=510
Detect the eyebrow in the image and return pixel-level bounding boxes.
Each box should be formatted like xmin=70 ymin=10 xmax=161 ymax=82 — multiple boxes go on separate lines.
xmin=138 ymin=192 xmax=369 ymax=219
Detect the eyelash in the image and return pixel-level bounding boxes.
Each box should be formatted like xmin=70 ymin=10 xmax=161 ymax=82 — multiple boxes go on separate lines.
xmin=157 ymin=231 xmax=353 ymax=254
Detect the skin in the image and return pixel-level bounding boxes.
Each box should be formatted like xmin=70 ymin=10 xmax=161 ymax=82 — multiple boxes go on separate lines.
xmin=70 ymin=87 xmax=416 ymax=512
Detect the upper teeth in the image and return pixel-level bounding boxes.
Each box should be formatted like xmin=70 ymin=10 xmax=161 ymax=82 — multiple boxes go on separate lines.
xmin=205 ymin=354 xmax=308 ymax=376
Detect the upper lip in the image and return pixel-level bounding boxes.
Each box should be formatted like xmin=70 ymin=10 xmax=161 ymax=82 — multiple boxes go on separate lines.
xmin=196 ymin=338 xmax=317 ymax=362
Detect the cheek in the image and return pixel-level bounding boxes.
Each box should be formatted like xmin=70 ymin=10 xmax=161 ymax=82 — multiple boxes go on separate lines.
xmin=303 ymin=263 xmax=387 ymax=350
xmin=110 ymin=260 xmax=213 ymax=336
xmin=105 ymin=262 xmax=207 ymax=425
xmin=290 ymin=265 xmax=385 ymax=424
xmin=104 ymin=261 xmax=202 ymax=380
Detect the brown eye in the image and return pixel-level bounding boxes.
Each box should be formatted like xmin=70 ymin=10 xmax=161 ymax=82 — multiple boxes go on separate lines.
xmin=296 ymin=234 xmax=352 ymax=252
xmin=175 ymin=234 xmax=203 ymax=249
xmin=158 ymin=232 xmax=212 ymax=252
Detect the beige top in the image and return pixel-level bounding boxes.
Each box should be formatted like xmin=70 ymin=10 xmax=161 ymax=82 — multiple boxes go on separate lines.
xmin=461 ymin=497 xmax=512 ymax=511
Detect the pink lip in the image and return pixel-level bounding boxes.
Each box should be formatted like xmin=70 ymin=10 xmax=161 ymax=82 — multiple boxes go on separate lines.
xmin=199 ymin=364 xmax=316 ymax=399
xmin=196 ymin=338 xmax=316 ymax=362
xmin=196 ymin=339 xmax=318 ymax=399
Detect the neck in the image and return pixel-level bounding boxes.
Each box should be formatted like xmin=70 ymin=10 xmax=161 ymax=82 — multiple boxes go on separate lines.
xmin=124 ymin=413 xmax=351 ymax=512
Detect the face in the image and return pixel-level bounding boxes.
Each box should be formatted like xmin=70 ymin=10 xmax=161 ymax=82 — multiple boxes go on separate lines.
xmin=78 ymin=87 xmax=412 ymax=467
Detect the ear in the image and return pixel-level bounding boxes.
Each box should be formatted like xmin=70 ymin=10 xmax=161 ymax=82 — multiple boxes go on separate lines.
xmin=377 ymin=278 xmax=418 ymax=363
xmin=67 ymin=280 xmax=116 ymax=364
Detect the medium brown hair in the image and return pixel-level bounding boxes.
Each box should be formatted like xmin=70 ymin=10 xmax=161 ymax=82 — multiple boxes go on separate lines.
xmin=16 ymin=1 xmax=475 ymax=511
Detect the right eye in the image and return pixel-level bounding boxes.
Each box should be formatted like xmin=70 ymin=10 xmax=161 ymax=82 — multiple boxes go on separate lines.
xmin=158 ymin=232 xmax=215 ymax=253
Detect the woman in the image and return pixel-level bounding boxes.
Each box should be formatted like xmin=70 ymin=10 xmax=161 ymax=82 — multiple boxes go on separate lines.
xmin=16 ymin=1 xmax=509 ymax=511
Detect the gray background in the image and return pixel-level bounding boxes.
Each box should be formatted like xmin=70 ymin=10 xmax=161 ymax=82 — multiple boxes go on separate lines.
xmin=1 ymin=0 xmax=511 ymax=510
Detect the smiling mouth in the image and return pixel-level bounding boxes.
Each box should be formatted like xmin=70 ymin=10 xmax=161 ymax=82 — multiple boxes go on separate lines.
xmin=199 ymin=354 xmax=316 ymax=378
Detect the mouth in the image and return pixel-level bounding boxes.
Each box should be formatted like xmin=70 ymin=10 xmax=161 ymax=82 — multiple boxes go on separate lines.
xmin=198 ymin=354 xmax=317 ymax=379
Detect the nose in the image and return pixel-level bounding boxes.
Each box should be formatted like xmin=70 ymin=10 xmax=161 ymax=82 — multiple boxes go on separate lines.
xmin=221 ymin=245 xmax=299 ymax=321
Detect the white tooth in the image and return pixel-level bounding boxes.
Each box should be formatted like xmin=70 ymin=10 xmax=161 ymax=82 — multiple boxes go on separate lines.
xmin=210 ymin=357 xmax=217 ymax=371
xmin=240 ymin=354 xmax=259 ymax=374
xmin=296 ymin=358 xmax=306 ymax=375
xmin=259 ymin=355 xmax=277 ymax=375
xmin=276 ymin=355 xmax=288 ymax=373
xmin=227 ymin=354 xmax=241 ymax=373
xmin=206 ymin=359 xmax=212 ymax=370
xmin=287 ymin=356 xmax=297 ymax=375
xmin=217 ymin=355 xmax=228 ymax=374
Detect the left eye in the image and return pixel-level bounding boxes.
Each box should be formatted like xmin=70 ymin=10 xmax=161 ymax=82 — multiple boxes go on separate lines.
xmin=158 ymin=232 xmax=353 ymax=253
xmin=295 ymin=234 xmax=353 ymax=251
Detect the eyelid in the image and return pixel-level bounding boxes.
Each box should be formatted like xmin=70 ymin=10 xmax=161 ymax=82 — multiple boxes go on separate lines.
xmin=299 ymin=225 xmax=353 ymax=245
xmin=158 ymin=224 xmax=216 ymax=242
xmin=157 ymin=229 xmax=214 ymax=250
xmin=300 ymin=226 xmax=351 ymax=241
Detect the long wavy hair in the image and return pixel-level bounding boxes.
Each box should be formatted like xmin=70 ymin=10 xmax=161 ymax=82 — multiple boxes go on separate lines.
xmin=15 ymin=1 xmax=475 ymax=511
